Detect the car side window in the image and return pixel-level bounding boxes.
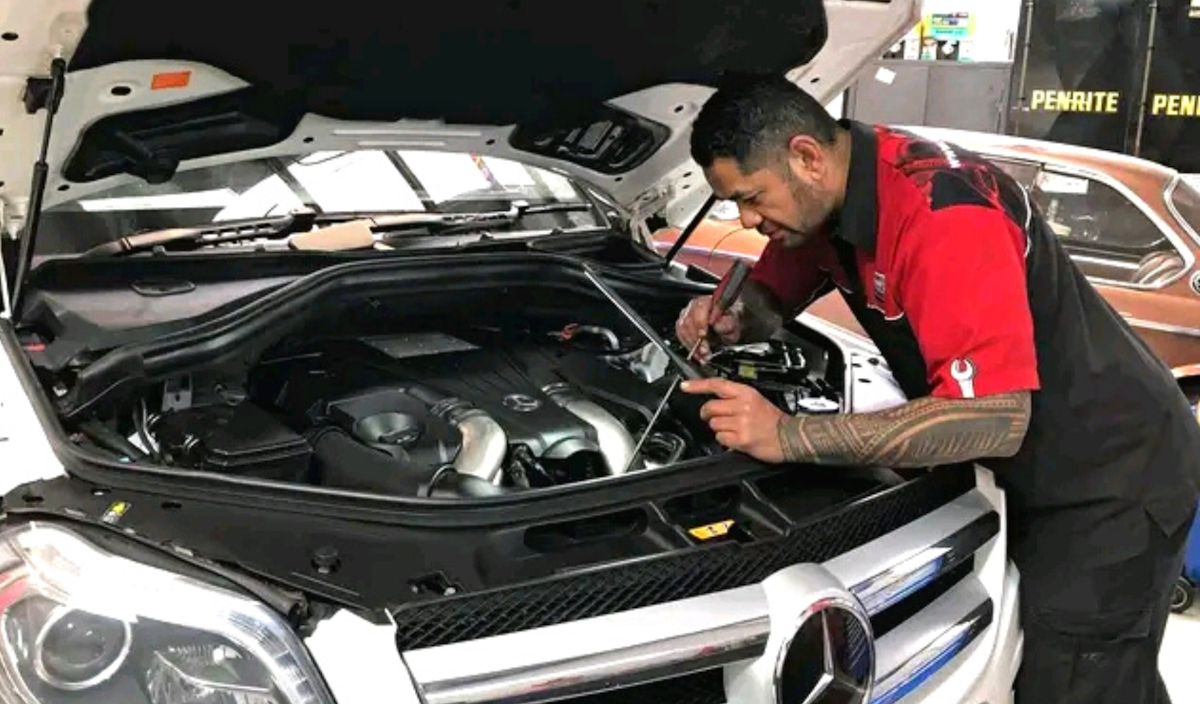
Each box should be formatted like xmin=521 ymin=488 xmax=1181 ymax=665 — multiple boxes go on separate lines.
xmin=989 ymin=158 xmax=1040 ymax=189
xmin=1029 ymin=168 xmax=1186 ymax=287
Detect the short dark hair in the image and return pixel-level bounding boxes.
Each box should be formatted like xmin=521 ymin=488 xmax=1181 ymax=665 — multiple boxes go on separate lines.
xmin=690 ymin=72 xmax=841 ymax=172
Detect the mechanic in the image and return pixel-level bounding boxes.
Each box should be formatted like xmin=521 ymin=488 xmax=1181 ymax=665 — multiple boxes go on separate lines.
xmin=675 ymin=73 xmax=1200 ymax=704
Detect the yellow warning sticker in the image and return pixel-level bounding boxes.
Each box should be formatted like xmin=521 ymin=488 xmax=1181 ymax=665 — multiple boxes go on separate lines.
xmin=737 ymin=364 xmax=758 ymax=379
xmin=689 ymin=519 xmax=735 ymax=541
xmin=101 ymin=501 xmax=130 ymax=524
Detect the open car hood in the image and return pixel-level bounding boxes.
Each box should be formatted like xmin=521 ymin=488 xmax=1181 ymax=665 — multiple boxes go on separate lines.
xmin=0 ymin=0 xmax=918 ymax=239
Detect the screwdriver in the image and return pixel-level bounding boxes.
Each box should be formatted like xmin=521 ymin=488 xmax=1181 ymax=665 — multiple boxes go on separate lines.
xmin=685 ymin=259 xmax=753 ymax=362
xmin=624 ymin=260 xmax=753 ymax=472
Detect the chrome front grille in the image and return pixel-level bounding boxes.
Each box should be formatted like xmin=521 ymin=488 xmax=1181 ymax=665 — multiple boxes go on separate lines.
xmin=391 ymin=470 xmax=973 ymax=652
xmin=401 ymin=486 xmax=1001 ymax=704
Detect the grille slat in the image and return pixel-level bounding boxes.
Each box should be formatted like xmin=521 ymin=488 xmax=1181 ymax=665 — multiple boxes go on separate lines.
xmin=560 ymin=669 xmax=726 ymax=704
xmin=395 ymin=471 xmax=973 ymax=651
xmin=551 ymin=559 xmax=978 ymax=704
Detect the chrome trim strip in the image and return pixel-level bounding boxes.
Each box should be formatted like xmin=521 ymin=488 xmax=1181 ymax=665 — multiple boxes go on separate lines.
xmin=831 ymin=500 xmax=998 ymax=615
xmin=1121 ymin=315 xmax=1200 ymax=339
xmin=403 ymin=490 xmax=996 ymax=704
xmin=1070 ymin=253 xmax=1139 ymax=270
xmin=418 ymin=612 xmax=767 ymax=704
xmin=1165 ymin=175 xmax=1200 ymax=249
xmin=871 ymin=578 xmax=993 ymax=704
xmin=408 ymin=584 xmax=769 ymax=704
xmin=823 ymin=493 xmax=993 ymax=605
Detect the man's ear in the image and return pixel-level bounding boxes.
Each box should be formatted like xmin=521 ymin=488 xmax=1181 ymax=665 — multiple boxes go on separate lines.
xmin=787 ymin=135 xmax=825 ymax=177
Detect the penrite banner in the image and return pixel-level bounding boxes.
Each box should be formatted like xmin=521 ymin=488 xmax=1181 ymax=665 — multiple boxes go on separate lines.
xmin=1008 ymin=0 xmax=1200 ymax=173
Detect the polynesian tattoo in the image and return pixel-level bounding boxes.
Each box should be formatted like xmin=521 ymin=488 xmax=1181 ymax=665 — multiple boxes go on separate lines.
xmin=777 ymin=392 xmax=1031 ymax=468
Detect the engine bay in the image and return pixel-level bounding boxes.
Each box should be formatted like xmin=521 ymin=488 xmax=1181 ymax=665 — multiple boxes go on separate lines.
xmin=19 ymin=254 xmax=853 ymax=499
xmin=97 ymin=321 xmax=842 ymax=499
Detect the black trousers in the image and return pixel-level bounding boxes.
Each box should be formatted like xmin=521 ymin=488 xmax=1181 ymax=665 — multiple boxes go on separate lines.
xmin=1012 ymin=503 xmax=1193 ymax=704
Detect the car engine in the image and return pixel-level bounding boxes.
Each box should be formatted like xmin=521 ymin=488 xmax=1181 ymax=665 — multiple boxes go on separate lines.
xmin=129 ymin=323 xmax=842 ymax=499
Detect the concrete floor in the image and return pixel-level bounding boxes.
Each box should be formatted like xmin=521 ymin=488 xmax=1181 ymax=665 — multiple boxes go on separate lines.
xmin=1163 ymin=611 xmax=1200 ymax=703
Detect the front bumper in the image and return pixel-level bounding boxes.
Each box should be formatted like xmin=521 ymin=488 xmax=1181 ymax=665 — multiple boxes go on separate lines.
xmin=307 ymin=470 xmax=1020 ymax=704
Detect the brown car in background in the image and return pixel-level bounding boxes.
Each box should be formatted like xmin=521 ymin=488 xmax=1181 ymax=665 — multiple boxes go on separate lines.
xmin=654 ymin=126 xmax=1200 ymax=406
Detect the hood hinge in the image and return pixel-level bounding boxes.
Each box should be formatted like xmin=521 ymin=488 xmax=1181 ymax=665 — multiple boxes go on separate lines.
xmin=628 ymin=185 xmax=674 ymax=249
xmin=8 ymin=58 xmax=68 ymax=323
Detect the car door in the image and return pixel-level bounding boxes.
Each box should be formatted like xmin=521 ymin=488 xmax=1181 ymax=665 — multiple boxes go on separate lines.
xmin=1026 ymin=164 xmax=1200 ymax=378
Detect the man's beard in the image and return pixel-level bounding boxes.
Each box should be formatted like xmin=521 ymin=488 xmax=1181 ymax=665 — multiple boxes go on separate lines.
xmin=775 ymin=173 xmax=832 ymax=248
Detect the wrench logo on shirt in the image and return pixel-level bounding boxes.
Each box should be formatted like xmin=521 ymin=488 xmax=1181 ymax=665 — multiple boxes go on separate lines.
xmin=950 ymin=358 xmax=977 ymax=399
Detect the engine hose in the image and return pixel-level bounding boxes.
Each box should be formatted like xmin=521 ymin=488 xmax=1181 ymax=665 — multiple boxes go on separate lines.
xmin=79 ymin=420 xmax=148 ymax=462
xmin=429 ymin=398 xmax=509 ymax=485
xmin=542 ymin=383 xmax=637 ymax=475
xmin=133 ymin=407 xmax=160 ymax=462
xmin=426 ymin=465 xmax=458 ymax=497
xmin=643 ymin=432 xmax=686 ymax=468
xmin=511 ymin=445 xmax=554 ymax=486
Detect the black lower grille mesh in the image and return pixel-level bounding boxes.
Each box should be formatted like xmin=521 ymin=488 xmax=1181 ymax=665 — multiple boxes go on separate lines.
xmin=561 ymin=670 xmax=726 ymax=704
xmin=394 ymin=470 xmax=973 ymax=651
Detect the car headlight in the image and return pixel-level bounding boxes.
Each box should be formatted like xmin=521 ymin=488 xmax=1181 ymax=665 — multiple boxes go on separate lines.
xmin=0 ymin=521 xmax=334 ymax=704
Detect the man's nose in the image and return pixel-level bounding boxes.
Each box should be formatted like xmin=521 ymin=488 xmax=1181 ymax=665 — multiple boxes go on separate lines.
xmin=738 ymin=205 xmax=762 ymax=230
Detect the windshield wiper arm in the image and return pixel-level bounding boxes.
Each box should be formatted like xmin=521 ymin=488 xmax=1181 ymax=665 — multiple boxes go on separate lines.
xmin=83 ymin=201 xmax=594 ymax=257
xmin=368 ymin=200 xmax=591 ymax=234
xmin=79 ymin=210 xmax=323 ymax=258
xmin=291 ymin=201 xmax=594 ymax=251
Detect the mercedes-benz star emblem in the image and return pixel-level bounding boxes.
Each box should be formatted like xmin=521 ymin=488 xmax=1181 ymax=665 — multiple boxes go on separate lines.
xmin=774 ymin=595 xmax=875 ymax=704
xmin=502 ymin=394 xmax=541 ymax=413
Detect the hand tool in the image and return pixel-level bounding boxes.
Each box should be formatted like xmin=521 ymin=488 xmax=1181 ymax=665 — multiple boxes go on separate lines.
xmin=623 ymin=260 xmax=753 ymax=472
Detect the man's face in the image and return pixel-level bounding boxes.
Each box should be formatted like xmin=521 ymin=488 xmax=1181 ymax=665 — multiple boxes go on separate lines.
xmin=704 ymin=151 xmax=838 ymax=248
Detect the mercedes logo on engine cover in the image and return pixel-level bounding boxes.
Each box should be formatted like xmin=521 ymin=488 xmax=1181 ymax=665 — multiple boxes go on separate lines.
xmin=774 ymin=594 xmax=875 ymax=704
xmin=502 ymin=393 xmax=541 ymax=413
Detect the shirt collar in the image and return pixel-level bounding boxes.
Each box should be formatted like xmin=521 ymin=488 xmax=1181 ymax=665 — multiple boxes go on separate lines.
xmin=830 ymin=119 xmax=880 ymax=253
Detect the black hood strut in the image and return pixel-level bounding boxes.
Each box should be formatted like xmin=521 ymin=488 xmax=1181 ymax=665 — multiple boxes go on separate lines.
xmin=8 ymin=57 xmax=67 ymax=322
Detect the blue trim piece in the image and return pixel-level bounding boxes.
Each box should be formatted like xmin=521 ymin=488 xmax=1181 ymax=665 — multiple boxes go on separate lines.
xmin=870 ymin=630 xmax=973 ymax=704
xmin=856 ymin=557 xmax=944 ymax=615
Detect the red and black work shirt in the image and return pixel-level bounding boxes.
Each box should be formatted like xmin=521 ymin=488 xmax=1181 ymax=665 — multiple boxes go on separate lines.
xmin=751 ymin=120 xmax=1200 ymax=560
xmin=750 ymin=124 xmax=1040 ymax=402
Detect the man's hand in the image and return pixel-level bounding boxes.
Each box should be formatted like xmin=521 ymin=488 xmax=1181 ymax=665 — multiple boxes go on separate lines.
xmin=680 ymin=378 xmax=1032 ymax=469
xmin=675 ymin=296 xmax=742 ymax=362
xmin=681 ymin=378 xmax=786 ymax=463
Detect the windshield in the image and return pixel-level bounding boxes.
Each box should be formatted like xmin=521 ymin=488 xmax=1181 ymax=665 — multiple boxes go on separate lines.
xmin=1169 ymin=176 xmax=1200 ymax=244
xmin=38 ymin=150 xmax=606 ymax=255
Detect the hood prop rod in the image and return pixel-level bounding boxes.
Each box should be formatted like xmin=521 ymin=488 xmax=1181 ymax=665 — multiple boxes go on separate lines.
xmin=659 ymin=193 xmax=716 ymax=269
xmin=580 ymin=263 xmax=702 ymax=383
xmin=9 ymin=58 xmax=67 ymax=321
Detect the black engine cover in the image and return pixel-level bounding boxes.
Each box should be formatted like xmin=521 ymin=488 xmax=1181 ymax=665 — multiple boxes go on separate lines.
xmin=387 ymin=347 xmax=600 ymax=459
xmin=250 ymin=337 xmax=601 ymax=460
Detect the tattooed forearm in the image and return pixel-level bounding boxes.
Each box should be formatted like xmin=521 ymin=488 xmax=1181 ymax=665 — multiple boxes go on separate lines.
xmin=776 ymin=392 xmax=1032 ymax=468
xmin=733 ymin=280 xmax=785 ymax=343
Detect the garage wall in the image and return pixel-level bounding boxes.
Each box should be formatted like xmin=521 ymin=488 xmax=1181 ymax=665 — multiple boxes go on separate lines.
xmin=846 ymin=60 xmax=1013 ymax=134
xmin=920 ymin=0 xmax=1022 ymax=62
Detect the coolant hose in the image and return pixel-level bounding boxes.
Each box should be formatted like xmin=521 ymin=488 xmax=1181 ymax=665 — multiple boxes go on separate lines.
xmin=543 ymin=383 xmax=637 ymax=474
xmin=432 ymin=399 xmax=509 ymax=485
xmin=310 ymin=428 xmax=506 ymax=498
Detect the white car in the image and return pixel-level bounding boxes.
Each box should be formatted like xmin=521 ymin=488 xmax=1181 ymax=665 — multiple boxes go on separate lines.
xmin=0 ymin=1 xmax=1021 ymax=703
